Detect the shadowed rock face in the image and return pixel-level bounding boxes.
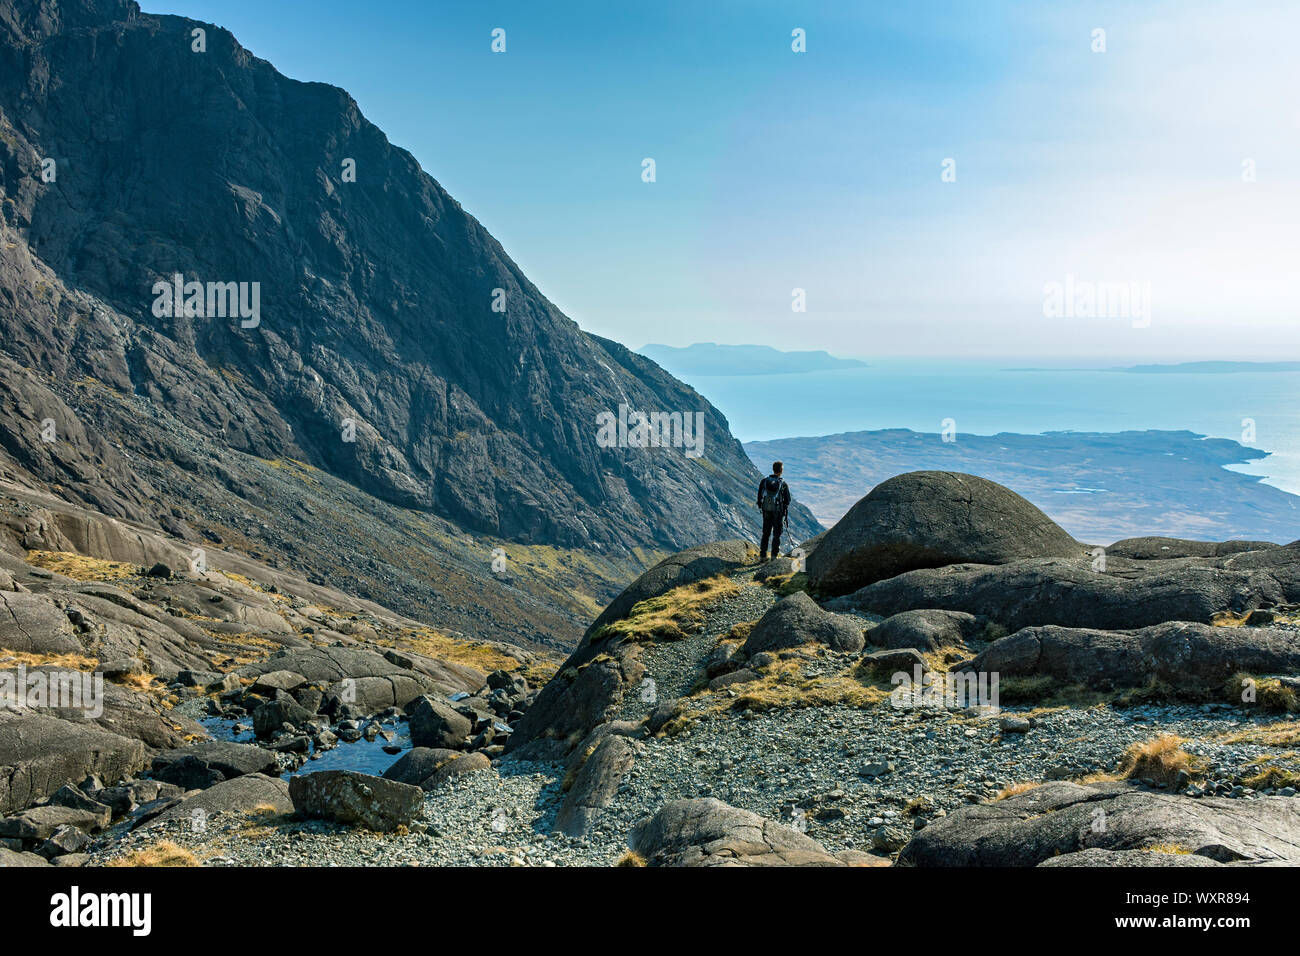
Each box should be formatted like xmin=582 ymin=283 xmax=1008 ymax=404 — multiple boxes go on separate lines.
xmin=897 ymin=781 xmax=1300 ymax=867
xmin=834 ymin=547 xmax=1300 ymax=632
xmin=960 ymin=621 xmax=1300 ymax=693
xmin=806 ymin=472 xmax=1081 ymax=596
xmin=0 ymin=711 xmax=148 ymax=814
xmin=0 ymin=0 xmax=820 ymax=623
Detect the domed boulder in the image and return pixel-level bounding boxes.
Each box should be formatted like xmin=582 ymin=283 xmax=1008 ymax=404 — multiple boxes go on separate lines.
xmin=806 ymin=472 xmax=1081 ymax=596
xmin=582 ymin=540 xmax=753 ymax=642
xmin=868 ymin=609 xmax=986 ymax=651
xmin=740 ymin=592 xmax=865 ymax=656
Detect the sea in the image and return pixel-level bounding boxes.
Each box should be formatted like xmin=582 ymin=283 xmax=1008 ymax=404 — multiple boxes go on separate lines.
xmin=679 ymin=360 xmax=1300 ymax=496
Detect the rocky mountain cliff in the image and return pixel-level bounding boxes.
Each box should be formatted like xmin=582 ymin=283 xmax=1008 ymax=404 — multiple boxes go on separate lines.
xmin=0 ymin=0 xmax=819 ymax=646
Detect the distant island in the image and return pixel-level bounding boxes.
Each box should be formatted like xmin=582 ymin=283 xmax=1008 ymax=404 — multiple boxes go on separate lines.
xmin=1111 ymin=361 xmax=1300 ymax=374
xmin=1006 ymin=361 xmax=1300 ymax=374
xmin=746 ymin=428 xmax=1300 ymax=544
xmin=640 ymin=343 xmax=867 ymax=377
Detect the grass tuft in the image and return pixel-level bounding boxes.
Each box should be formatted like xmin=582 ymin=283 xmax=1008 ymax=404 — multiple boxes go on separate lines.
xmin=1224 ymin=673 xmax=1299 ymax=713
xmin=1117 ymin=734 xmax=1206 ymax=786
xmin=106 ymin=841 xmax=199 ymax=867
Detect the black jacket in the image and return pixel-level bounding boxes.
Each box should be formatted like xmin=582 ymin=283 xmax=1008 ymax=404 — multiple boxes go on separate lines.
xmin=757 ymin=474 xmax=790 ymax=515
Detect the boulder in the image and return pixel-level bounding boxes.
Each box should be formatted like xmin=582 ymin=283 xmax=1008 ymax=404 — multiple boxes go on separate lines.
xmin=94 ymin=658 xmax=145 ymax=679
xmin=152 ymin=742 xmax=278 ymax=786
xmin=0 ymin=805 xmax=105 ymax=840
xmin=505 ymin=654 xmax=633 ymax=759
xmin=869 ymin=609 xmax=985 ymax=651
xmin=381 ymin=748 xmax=492 ymax=790
xmin=1040 ymin=847 xmax=1224 ymax=867
xmin=237 ymin=646 xmax=468 ymax=701
xmin=324 ymin=674 xmax=432 ymax=715
xmin=960 ymin=621 xmax=1300 ymax=693
xmin=555 ymin=735 xmax=636 ymax=838
xmin=740 ymin=592 xmax=865 ymax=656
xmin=0 ymin=712 xmax=147 ymax=814
xmin=249 ymin=670 xmax=307 ymax=694
xmin=252 ymin=694 xmax=313 ymax=738
xmin=628 ymin=798 xmax=844 ymax=867
xmin=0 ymin=847 xmax=50 ymax=867
xmin=34 ymin=678 xmax=204 ymax=750
xmin=583 ymin=541 xmax=753 ymax=641
xmin=138 ymin=773 xmax=293 ymax=830
xmin=507 ymin=541 xmax=755 ymax=760
xmin=289 ymin=770 xmax=423 ymax=832
xmin=407 ymin=695 xmax=472 ymax=749
xmin=176 ymin=669 xmax=221 ymax=688
xmin=1107 ymin=537 xmax=1279 ymax=560
xmin=0 ymin=591 xmax=81 ymax=654
xmin=863 ymin=648 xmax=928 ymax=673
xmin=807 ymin=472 xmax=1081 ymax=595
xmin=753 ymin=557 xmax=795 ymax=581
xmin=48 ymin=784 xmax=112 ymax=827
xmin=897 ymin=782 xmax=1300 ymax=867
xmin=836 ymin=549 xmax=1300 ymax=633
xmin=708 ymin=668 xmax=759 ymax=691
xmin=422 ymin=752 xmax=492 ymax=789
xmin=38 ymin=824 xmax=91 ymax=858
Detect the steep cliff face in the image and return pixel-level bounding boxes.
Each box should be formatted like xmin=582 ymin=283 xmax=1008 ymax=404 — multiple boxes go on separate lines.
xmin=0 ymin=0 xmax=821 ymax=549
xmin=0 ymin=0 xmax=819 ymax=647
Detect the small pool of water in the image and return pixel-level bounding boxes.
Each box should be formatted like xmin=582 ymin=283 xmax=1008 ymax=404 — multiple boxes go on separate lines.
xmin=198 ymin=715 xmax=412 ymax=779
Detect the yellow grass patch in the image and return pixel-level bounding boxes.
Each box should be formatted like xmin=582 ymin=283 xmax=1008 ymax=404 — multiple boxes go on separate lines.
xmin=1215 ymin=721 xmax=1300 ymax=747
xmin=665 ymin=657 xmax=890 ymax=734
xmin=596 ymin=575 xmax=741 ymax=644
xmin=1211 ymin=611 xmax=1248 ymax=627
xmin=26 ymin=550 xmax=138 ymax=582
xmin=993 ymin=781 xmax=1043 ymax=801
xmin=615 ymin=850 xmax=647 ymax=867
xmin=0 ymin=650 xmax=97 ymax=671
xmin=1143 ymin=843 xmax=1192 ymax=855
xmin=394 ymin=627 xmax=559 ymax=685
xmin=106 ymin=841 xmax=199 ymax=867
xmin=1224 ymin=673 xmax=1299 ymax=713
xmin=1117 ymin=734 xmax=1206 ymax=786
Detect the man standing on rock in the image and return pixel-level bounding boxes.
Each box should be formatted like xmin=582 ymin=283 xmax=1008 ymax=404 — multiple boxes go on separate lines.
xmin=757 ymin=461 xmax=791 ymax=561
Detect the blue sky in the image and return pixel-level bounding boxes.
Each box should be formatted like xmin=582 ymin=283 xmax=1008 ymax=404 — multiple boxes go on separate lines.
xmin=147 ymin=0 xmax=1299 ymax=360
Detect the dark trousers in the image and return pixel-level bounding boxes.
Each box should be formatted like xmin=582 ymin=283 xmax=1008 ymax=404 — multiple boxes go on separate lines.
xmin=760 ymin=511 xmax=783 ymax=558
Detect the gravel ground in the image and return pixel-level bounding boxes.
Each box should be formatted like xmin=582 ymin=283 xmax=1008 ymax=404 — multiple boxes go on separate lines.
xmin=89 ymin=567 xmax=1300 ymax=867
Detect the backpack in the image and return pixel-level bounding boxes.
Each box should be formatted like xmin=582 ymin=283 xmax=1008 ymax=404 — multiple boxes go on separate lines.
xmin=759 ymin=476 xmax=786 ymax=515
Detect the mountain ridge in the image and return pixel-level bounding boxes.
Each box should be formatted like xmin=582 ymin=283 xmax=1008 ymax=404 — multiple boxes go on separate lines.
xmin=0 ymin=0 xmax=819 ymax=646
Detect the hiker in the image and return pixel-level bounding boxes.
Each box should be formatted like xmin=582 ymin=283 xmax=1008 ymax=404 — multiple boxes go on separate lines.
xmin=756 ymin=461 xmax=791 ymax=561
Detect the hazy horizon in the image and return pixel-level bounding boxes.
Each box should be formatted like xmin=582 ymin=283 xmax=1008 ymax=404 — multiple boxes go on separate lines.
xmin=146 ymin=0 xmax=1298 ymax=361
